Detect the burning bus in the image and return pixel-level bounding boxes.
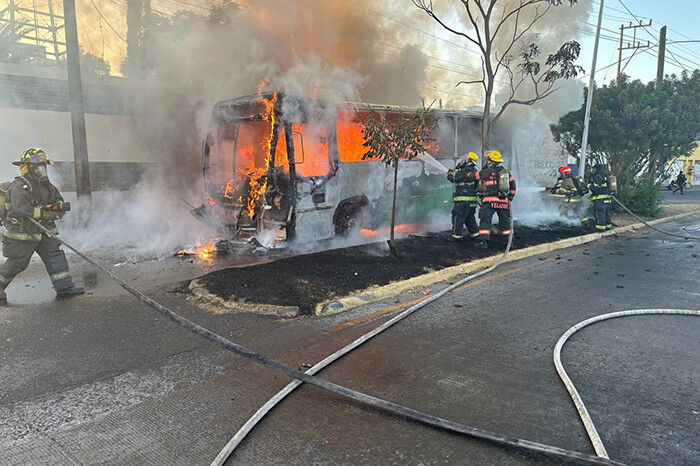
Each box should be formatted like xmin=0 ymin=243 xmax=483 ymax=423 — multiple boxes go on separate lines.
xmin=195 ymin=92 xmax=500 ymax=245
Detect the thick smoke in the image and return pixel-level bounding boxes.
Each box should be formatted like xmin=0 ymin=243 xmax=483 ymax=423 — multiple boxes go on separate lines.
xmin=52 ymin=0 xmax=594 ymax=258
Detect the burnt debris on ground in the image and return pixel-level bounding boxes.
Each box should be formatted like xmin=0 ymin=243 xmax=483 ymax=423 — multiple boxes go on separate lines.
xmin=196 ymin=223 xmax=583 ymax=314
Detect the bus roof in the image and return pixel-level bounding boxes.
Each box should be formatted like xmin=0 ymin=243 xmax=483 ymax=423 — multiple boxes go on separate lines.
xmin=212 ymin=93 xmax=482 ymax=123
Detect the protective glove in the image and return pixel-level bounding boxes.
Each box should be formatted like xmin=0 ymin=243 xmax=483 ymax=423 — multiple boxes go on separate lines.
xmin=41 ymin=211 xmax=59 ymax=221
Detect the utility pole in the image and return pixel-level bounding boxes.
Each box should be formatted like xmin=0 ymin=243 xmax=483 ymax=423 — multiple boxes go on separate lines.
xmin=656 ymin=26 xmax=667 ymax=88
xmin=616 ymin=21 xmax=652 ymax=80
xmin=62 ymin=0 xmax=92 ymax=202
xmin=578 ymin=0 xmax=604 ymax=180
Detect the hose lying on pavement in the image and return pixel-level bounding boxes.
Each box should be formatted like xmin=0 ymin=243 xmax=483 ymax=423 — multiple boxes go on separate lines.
xmin=212 ymin=221 xmax=518 ymax=465
xmin=611 ymin=196 xmax=700 ymax=240
xmin=27 ymin=217 xmax=624 ymax=466
xmin=554 ymin=309 xmax=700 ymax=459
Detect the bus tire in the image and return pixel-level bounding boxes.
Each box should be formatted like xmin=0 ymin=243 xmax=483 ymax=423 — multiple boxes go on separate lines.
xmin=334 ymin=199 xmax=369 ymax=237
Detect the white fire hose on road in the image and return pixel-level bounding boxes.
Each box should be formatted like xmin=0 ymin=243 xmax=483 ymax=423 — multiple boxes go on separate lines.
xmin=24 ymin=199 xmax=700 ymax=465
xmin=22 ymin=216 xmax=624 ymax=465
xmin=554 ymin=309 xmax=700 ymax=459
xmin=211 ymin=221 xmax=519 ymax=465
xmin=213 ymin=198 xmax=700 ymax=465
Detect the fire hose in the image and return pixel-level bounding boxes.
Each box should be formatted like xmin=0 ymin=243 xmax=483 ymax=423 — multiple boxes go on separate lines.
xmin=25 ymin=216 xmax=624 ymax=466
xmin=611 ymin=196 xmax=700 ymax=241
xmin=554 ymin=309 xmax=700 ymax=460
xmin=214 ymin=198 xmax=700 ymax=464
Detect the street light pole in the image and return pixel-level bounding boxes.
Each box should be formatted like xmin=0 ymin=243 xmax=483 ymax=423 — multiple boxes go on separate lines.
xmin=62 ymin=0 xmax=92 ymax=203
xmin=578 ymin=0 xmax=605 ymax=180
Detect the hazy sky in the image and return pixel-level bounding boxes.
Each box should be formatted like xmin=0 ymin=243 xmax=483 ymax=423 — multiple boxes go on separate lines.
xmin=578 ymin=0 xmax=700 ymax=84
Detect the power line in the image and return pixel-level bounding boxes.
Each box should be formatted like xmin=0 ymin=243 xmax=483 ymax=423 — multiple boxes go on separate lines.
xmin=87 ymin=0 xmax=126 ymax=43
xmin=616 ymin=0 xmax=699 ymax=70
xmin=357 ymin=3 xmax=482 ymax=58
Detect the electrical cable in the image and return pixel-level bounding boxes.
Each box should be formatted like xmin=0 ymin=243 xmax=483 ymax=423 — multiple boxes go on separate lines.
xmin=554 ymin=308 xmax=700 ymax=458
xmin=86 ymin=0 xmax=125 ymax=43
xmin=24 ymin=217 xmax=623 ymax=466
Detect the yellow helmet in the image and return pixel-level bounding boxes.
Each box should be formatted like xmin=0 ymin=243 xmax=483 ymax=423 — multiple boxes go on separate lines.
xmin=464 ymin=152 xmax=479 ymax=164
xmin=487 ymin=150 xmax=503 ymax=163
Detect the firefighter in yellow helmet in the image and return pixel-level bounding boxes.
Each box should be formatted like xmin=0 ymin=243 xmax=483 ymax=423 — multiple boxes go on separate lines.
xmin=0 ymin=148 xmax=84 ymax=302
xmin=446 ymin=152 xmax=480 ymax=241
xmin=472 ymin=150 xmax=516 ymax=249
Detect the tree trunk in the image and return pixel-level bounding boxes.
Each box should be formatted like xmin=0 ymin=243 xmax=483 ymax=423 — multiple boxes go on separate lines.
xmin=387 ymin=161 xmax=399 ymax=257
xmin=647 ymin=151 xmax=658 ymax=182
xmin=481 ymin=73 xmax=494 ymax=168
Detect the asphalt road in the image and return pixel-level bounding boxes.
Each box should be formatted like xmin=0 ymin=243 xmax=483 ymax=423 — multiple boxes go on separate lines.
xmin=1 ymin=216 xmax=699 ymax=466
xmin=661 ymin=187 xmax=700 ymax=205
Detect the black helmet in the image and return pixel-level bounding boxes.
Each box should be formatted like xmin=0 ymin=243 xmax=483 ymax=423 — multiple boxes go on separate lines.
xmin=13 ymin=148 xmax=52 ymax=166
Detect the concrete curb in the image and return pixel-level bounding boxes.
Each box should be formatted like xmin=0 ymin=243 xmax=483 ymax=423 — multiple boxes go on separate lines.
xmin=314 ymin=209 xmax=700 ymax=316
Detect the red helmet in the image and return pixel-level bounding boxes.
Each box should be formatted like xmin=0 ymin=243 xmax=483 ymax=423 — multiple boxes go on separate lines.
xmin=558 ymin=166 xmax=572 ymax=175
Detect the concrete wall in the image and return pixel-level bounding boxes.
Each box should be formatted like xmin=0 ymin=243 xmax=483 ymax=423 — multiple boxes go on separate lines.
xmin=0 ymin=62 xmax=157 ymax=190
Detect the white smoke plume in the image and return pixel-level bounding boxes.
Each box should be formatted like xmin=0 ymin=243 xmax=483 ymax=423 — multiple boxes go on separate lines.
xmin=25 ymin=0 xmax=595 ymax=259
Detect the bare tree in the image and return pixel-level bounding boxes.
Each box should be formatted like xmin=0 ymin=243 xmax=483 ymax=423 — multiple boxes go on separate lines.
xmin=412 ymin=0 xmax=583 ymax=164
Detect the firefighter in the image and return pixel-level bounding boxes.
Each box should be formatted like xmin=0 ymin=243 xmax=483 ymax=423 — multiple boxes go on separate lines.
xmin=552 ymin=166 xmax=587 ymax=219
xmin=586 ymin=163 xmax=612 ymax=231
xmin=0 ymin=148 xmax=84 ymax=302
xmin=474 ymin=150 xmax=516 ymax=249
xmin=446 ymin=152 xmax=480 ymax=241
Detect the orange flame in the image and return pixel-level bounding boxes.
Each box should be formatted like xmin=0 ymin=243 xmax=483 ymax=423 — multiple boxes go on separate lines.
xmin=244 ymin=91 xmax=277 ymax=217
xmin=198 ymin=240 xmax=215 ymax=260
xmin=257 ymin=77 xmax=270 ymax=97
xmin=336 ymin=110 xmax=370 ymax=163
xmin=359 ymin=222 xmax=425 ymax=239
xmin=223 ymin=179 xmax=236 ymax=199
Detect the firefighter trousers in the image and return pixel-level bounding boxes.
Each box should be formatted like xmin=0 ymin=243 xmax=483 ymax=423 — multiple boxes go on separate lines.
xmin=451 ymin=202 xmax=478 ymax=239
xmin=0 ymin=236 xmax=74 ymax=291
xmin=478 ymin=203 xmax=511 ymax=241
xmin=593 ymin=198 xmax=612 ymax=230
xmin=559 ymin=197 xmax=583 ymax=219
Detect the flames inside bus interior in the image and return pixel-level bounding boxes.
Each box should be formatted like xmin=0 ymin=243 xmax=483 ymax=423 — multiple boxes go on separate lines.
xmin=197 ymin=93 xmax=509 ymax=245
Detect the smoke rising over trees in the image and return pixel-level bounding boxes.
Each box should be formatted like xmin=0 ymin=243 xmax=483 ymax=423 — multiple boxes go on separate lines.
xmin=412 ymin=0 xmax=585 ymax=163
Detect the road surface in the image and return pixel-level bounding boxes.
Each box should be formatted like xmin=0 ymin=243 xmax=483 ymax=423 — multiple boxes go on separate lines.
xmin=1 ymin=216 xmax=699 ymax=465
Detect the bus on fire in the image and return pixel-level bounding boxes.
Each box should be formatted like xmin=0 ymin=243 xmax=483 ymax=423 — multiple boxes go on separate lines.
xmin=194 ymin=93 xmax=509 ymax=245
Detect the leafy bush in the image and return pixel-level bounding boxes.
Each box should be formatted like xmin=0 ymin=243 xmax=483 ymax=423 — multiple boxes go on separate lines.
xmin=615 ymin=180 xmax=662 ymax=218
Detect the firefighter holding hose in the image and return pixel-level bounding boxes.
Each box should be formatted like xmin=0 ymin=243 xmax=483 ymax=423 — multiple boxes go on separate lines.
xmin=473 ymin=151 xmax=516 ymax=249
xmin=0 ymin=148 xmax=84 ymax=302
xmin=446 ymin=152 xmax=480 ymax=241
xmin=552 ymin=166 xmax=587 ymax=219
xmin=586 ymin=163 xmax=614 ymax=231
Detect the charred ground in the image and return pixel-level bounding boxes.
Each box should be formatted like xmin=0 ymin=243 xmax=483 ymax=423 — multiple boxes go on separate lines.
xmin=196 ymin=223 xmax=584 ymax=314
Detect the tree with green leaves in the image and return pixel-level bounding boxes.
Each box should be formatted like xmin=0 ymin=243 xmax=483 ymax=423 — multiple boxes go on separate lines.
xmin=412 ymin=0 xmax=583 ymax=164
xmin=358 ymin=107 xmax=437 ymax=256
xmin=551 ymin=71 xmax=700 ymax=216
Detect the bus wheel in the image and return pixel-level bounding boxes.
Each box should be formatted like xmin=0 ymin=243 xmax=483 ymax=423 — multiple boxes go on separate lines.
xmin=335 ymin=204 xmax=365 ymax=237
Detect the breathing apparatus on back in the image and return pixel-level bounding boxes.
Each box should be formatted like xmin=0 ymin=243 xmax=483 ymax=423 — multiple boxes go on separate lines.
xmin=487 ymin=151 xmax=511 ymax=196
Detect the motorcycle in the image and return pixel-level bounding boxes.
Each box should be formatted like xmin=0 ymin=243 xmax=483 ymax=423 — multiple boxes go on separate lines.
xmin=667 ymin=180 xmax=692 ymax=191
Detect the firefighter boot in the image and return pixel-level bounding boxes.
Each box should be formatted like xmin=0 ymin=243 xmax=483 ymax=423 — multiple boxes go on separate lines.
xmin=56 ymin=285 xmax=85 ymax=297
